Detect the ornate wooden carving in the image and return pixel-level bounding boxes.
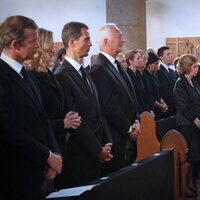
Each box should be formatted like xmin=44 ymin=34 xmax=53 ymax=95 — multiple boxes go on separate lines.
xmin=166 ymin=37 xmax=200 ymax=60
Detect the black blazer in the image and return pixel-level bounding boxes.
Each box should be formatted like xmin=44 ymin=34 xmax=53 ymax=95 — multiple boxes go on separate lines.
xmin=174 ymin=75 xmax=200 ymax=126
xmin=141 ymin=69 xmax=154 ymax=111
xmin=54 ymin=59 xmax=112 ymax=187
xmin=156 ymin=64 xmax=178 ymax=116
xmin=32 ymin=70 xmax=68 ymax=189
xmin=144 ymin=69 xmax=165 ymax=119
xmin=33 ymin=70 xmax=66 ymax=137
xmin=90 ymin=53 xmax=139 ymax=173
xmin=0 ymin=59 xmax=59 ymax=200
xmin=127 ymin=68 xmax=145 ymax=114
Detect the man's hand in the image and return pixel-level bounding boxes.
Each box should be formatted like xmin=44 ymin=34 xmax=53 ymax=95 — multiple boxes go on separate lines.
xmin=194 ymin=117 xmax=200 ymax=128
xmin=64 ymin=111 xmax=81 ymax=129
xmin=128 ymin=121 xmax=141 ymax=141
xmin=44 ymin=167 xmax=57 ymax=180
xmin=47 ymin=152 xmax=63 ymax=174
xmin=98 ymin=145 xmax=113 ymax=163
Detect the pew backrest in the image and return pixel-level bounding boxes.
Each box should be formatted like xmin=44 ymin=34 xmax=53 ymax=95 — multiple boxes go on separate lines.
xmin=136 ymin=111 xmax=160 ymax=161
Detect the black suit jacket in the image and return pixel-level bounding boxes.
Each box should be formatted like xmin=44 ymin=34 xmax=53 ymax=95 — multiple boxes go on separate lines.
xmin=0 ymin=59 xmax=59 ymax=200
xmin=90 ymin=53 xmax=139 ymax=174
xmin=54 ymin=59 xmax=112 ymax=187
xmin=156 ymin=64 xmax=178 ymax=117
xmin=174 ymin=75 xmax=200 ymax=126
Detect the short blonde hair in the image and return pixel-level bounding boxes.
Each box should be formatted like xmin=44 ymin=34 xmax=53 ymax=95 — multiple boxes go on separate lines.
xmin=176 ymin=54 xmax=198 ymax=75
xmin=125 ymin=49 xmax=139 ymax=66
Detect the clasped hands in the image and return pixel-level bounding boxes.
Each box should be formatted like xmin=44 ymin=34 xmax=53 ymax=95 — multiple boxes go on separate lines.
xmin=99 ymin=143 xmax=113 ymax=163
xmin=128 ymin=121 xmax=141 ymax=141
xmin=160 ymin=99 xmax=168 ymax=113
xmin=64 ymin=111 xmax=81 ymax=129
xmin=45 ymin=152 xmax=63 ymax=180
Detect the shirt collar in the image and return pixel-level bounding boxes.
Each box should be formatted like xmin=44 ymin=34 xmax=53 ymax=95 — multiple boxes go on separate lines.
xmin=100 ymin=51 xmax=116 ymax=66
xmin=161 ymin=62 xmax=170 ymax=72
xmin=65 ymin=56 xmax=82 ymax=71
xmin=1 ymin=53 xmax=23 ymax=74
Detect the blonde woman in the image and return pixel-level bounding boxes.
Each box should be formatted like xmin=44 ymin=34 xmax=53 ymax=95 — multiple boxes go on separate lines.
xmin=24 ymin=28 xmax=81 ymax=191
xmin=174 ymin=54 xmax=200 ymax=198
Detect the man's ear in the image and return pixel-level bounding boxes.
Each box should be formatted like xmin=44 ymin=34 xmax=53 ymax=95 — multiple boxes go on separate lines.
xmin=11 ymin=40 xmax=21 ymax=51
xmin=104 ymin=38 xmax=110 ymax=47
xmin=69 ymin=38 xmax=76 ymax=48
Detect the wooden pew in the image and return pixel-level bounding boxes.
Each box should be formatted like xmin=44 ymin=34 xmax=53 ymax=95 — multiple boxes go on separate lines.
xmin=135 ymin=111 xmax=160 ymax=162
xmin=136 ymin=111 xmax=188 ymax=200
xmin=160 ymin=129 xmax=188 ymax=200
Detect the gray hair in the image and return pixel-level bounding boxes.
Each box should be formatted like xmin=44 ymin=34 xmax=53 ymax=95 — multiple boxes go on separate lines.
xmin=97 ymin=23 xmax=119 ymax=49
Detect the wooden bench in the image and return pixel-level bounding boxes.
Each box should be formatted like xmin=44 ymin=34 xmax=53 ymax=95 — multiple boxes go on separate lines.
xmin=160 ymin=129 xmax=188 ymax=200
xmin=136 ymin=111 xmax=188 ymax=200
xmin=135 ymin=111 xmax=160 ymax=161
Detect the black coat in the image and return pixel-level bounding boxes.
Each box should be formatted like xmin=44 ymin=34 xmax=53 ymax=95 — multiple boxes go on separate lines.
xmin=90 ymin=53 xmax=139 ymax=174
xmin=174 ymin=75 xmax=200 ymax=126
xmin=127 ymin=68 xmax=146 ymax=114
xmin=32 ymin=70 xmax=68 ymax=190
xmin=156 ymin=64 xmax=178 ymax=117
xmin=54 ymin=59 xmax=112 ymax=187
xmin=0 ymin=59 xmax=59 ymax=200
xmin=174 ymin=75 xmax=200 ymax=160
xmin=143 ymin=69 xmax=164 ymax=119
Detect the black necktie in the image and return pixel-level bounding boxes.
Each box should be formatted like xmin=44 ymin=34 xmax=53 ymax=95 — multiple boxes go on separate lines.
xmin=115 ymin=60 xmax=130 ymax=85
xmin=80 ymin=66 xmax=88 ymax=83
xmin=80 ymin=66 xmax=92 ymax=93
xmin=115 ymin=60 xmax=123 ymax=76
xmin=21 ymin=66 xmax=29 ymax=82
xmin=115 ymin=60 xmax=135 ymax=97
xmin=168 ymin=68 xmax=177 ymax=81
xmin=21 ymin=67 xmax=39 ymax=100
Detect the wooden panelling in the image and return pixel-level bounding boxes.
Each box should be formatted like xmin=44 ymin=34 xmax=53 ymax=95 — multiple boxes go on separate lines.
xmin=166 ymin=37 xmax=200 ymax=60
xmin=54 ymin=42 xmax=64 ymax=53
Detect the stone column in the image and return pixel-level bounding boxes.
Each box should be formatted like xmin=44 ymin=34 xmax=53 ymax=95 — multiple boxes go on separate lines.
xmin=106 ymin=0 xmax=146 ymax=52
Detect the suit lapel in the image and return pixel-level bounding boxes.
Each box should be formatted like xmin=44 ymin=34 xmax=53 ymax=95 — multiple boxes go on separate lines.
xmin=182 ymin=75 xmax=200 ymax=98
xmin=84 ymin=70 xmax=102 ymax=120
xmin=65 ymin=61 xmax=93 ymax=96
xmin=26 ymin=71 xmax=44 ymax=108
xmin=0 ymin=61 xmax=45 ymax=115
xmin=62 ymin=60 xmax=100 ymax=111
xmin=160 ymin=65 xmax=175 ymax=83
xmin=47 ymin=69 xmax=65 ymax=101
xmin=35 ymin=70 xmax=58 ymax=90
xmin=99 ymin=53 xmax=134 ymax=104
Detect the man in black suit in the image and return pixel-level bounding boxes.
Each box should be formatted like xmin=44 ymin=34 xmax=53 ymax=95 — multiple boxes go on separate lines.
xmin=156 ymin=46 xmax=178 ymax=118
xmin=0 ymin=16 xmax=62 ymax=200
xmin=89 ymin=23 xmax=140 ymax=175
xmin=54 ymin=21 xmax=113 ymax=187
